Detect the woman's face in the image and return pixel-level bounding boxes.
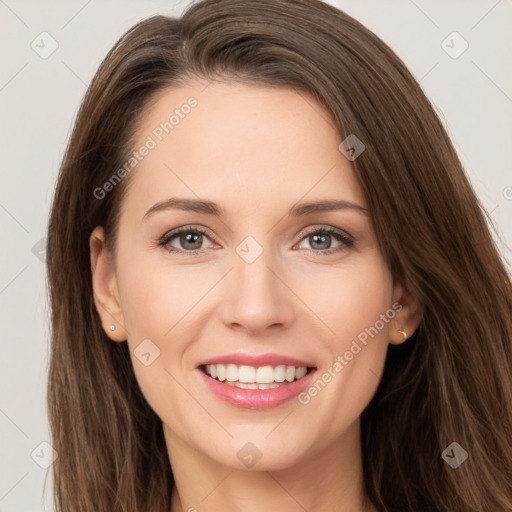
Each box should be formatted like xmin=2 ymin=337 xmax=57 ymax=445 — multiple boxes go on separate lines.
xmin=91 ymin=80 xmax=418 ymax=471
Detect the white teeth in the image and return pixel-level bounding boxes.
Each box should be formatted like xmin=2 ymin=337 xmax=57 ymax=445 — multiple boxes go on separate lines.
xmin=216 ymin=364 xmax=226 ymax=382
xmin=255 ymin=365 xmax=274 ymax=383
xmin=295 ymin=367 xmax=307 ymax=379
xmin=238 ymin=365 xmax=256 ymax=383
xmin=203 ymin=363 xmax=310 ymax=385
xmin=274 ymin=365 xmax=286 ymax=382
xmin=233 ymin=382 xmax=280 ymax=389
xmin=226 ymin=364 xmax=238 ymax=382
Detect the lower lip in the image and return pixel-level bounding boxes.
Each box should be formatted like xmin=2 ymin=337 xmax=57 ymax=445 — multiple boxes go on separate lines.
xmin=197 ymin=368 xmax=317 ymax=410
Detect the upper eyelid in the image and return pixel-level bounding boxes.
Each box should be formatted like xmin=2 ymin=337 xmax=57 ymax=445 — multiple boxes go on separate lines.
xmin=161 ymin=224 xmax=350 ymax=238
xmin=297 ymin=225 xmax=352 ymax=238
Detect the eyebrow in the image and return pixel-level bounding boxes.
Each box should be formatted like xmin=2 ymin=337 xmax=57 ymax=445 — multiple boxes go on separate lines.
xmin=143 ymin=197 xmax=368 ymax=220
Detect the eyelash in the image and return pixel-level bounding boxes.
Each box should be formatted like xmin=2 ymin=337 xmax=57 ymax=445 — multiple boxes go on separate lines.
xmin=157 ymin=224 xmax=354 ymax=256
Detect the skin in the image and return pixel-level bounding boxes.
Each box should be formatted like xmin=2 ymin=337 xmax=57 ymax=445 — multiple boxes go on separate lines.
xmin=90 ymin=80 xmax=421 ymax=512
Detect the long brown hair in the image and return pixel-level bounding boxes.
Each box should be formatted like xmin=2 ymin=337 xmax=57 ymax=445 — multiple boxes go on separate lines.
xmin=46 ymin=1 xmax=512 ymax=510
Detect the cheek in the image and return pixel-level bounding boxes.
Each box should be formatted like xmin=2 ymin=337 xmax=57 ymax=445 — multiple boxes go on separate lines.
xmin=294 ymin=254 xmax=393 ymax=434
xmin=113 ymin=247 xmax=204 ymax=410
xmin=116 ymin=245 xmax=209 ymax=343
xmin=296 ymin=252 xmax=394 ymax=348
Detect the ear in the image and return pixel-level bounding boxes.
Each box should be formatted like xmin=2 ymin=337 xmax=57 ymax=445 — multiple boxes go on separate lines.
xmin=89 ymin=226 xmax=127 ymax=342
xmin=388 ymin=282 xmax=422 ymax=345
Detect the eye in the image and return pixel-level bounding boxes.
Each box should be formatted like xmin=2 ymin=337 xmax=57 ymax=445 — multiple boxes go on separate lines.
xmin=158 ymin=226 xmax=216 ymax=254
xmin=158 ymin=225 xmax=354 ymax=256
xmin=296 ymin=227 xmax=354 ymax=254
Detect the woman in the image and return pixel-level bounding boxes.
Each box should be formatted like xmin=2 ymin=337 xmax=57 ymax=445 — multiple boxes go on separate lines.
xmin=46 ymin=0 xmax=512 ymax=510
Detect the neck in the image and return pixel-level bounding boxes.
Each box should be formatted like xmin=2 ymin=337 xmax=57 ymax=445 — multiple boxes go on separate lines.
xmin=165 ymin=419 xmax=376 ymax=512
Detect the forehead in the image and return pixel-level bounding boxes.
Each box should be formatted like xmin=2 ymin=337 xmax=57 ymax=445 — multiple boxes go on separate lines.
xmin=123 ymin=80 xmax=366 ymax=217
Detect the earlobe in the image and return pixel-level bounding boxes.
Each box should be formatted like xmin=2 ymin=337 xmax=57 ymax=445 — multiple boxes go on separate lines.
xmin=89 ymin=226 xmax=127 ymax=342
xmin=388 ymin=283 xmax=422 ymax=345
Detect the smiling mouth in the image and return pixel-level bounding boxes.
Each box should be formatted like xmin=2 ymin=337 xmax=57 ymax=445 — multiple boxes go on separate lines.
xmin=199 ymin=363 xmax=316 ymax=390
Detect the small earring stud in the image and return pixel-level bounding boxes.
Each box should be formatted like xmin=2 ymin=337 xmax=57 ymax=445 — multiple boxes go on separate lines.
xmin=109 ymin=325 xmax=116 ymax=331
xmin=398 ymin=329 xmax=407 ymax=339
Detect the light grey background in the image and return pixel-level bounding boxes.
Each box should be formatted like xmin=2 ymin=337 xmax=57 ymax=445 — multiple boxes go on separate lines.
xmin=1 ymin=1 xmax=511 ymax=510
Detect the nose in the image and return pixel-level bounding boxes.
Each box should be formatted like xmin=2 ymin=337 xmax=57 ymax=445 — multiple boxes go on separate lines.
xmin=220 ymin=249 xmax=296 ymax=336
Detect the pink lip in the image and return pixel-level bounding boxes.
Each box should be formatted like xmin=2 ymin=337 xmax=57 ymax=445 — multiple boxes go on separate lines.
xmin=197 ymin=368 xmax=317 ymax=410
xmin=197 ymin=353 xmax=316 ymax=368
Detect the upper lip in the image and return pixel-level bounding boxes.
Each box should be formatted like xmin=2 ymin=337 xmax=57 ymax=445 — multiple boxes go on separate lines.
xmin=197 ymin=353 xmax=316 ymax=368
